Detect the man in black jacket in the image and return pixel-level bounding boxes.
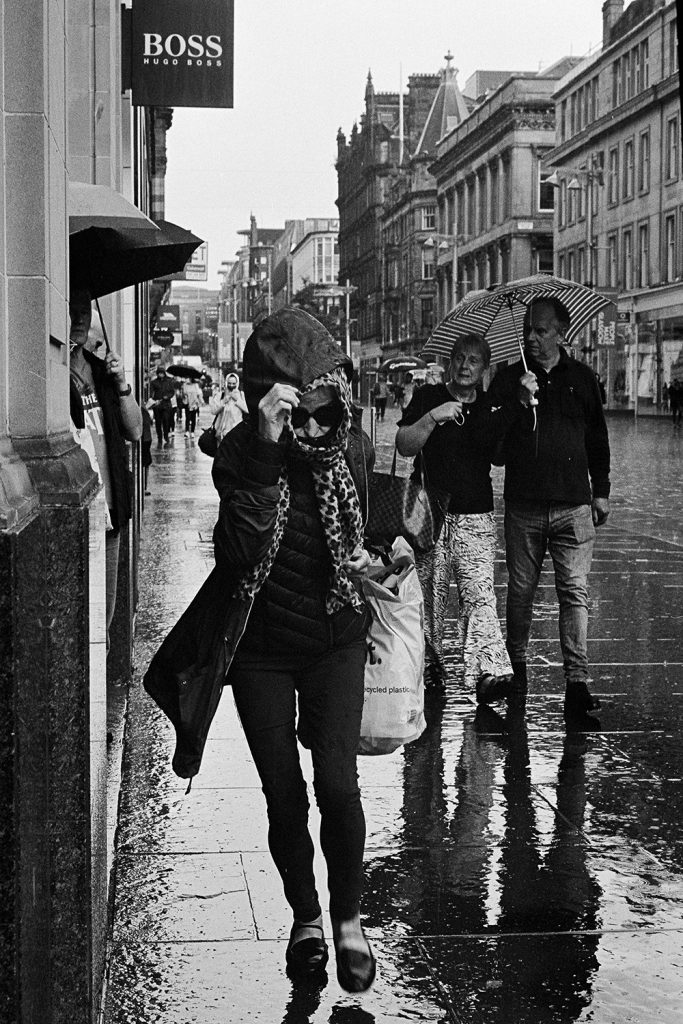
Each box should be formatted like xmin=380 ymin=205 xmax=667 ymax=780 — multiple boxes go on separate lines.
xmin=488 ymin=297 xmax=610 ymax=717
xmin=69 ymin=288 xmax=142 ymax=646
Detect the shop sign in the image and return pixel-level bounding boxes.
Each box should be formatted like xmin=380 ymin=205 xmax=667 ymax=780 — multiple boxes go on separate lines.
xmin=596 ymin=306 xmax=617 ymax=347
xmin=128 ymin=0 xmax=234 ymax=108
xmin=165 ymin=243 xmax=209 ymax=282
xmin=152 ymin=328 xmax=174 ymax=348
xmin=157 ymin=305 xmax=180 ymax=333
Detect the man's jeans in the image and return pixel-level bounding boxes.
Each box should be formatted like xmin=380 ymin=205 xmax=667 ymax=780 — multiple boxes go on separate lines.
xmin=504 ymin=502 xmax=596 ymax=684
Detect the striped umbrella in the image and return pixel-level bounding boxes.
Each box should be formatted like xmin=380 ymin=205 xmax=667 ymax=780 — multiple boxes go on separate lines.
xmin=422 ymin=275 xmax=615 ymax=367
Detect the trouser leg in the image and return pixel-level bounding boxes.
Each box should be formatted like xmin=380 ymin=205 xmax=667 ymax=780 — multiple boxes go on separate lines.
xmin=452 ymin=512 xmax=512 ymax=687
xmin=104 ymin=529 xmax=120 ymax=652
xmin=300 ymin=642 xmax=367 ymax=920
xmin=548 ymin=504 xmax=595 ymax=685
xmin=416 ymin=514 xmax=456 ymax=679
xmin=231 ymin=666 xmax=320 ymax=922
xmin=504 ymin=503 xmax=548 ymax=665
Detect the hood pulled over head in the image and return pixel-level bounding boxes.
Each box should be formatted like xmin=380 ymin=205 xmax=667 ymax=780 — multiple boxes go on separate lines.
xmin=241 ymin=307 xmax=352 ymax=419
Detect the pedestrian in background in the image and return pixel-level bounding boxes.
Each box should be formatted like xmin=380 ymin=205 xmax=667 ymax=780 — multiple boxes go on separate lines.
xmin=69 ymin=287 xmax=142 ymax=646
xmin=396 ymin=334 xmax=537 ymax=698
xmin=182 ymin=378 xmax=203 ymax=438
xmin=209 ymin=372 xmax=248 ymax=443
xmin=141 ymin=403 xmax=153 ymax=495
xmin=487 ymin=297 xmax=611 ymax=718
xmin=669 ymin=380 xmax=682 ymax=427
xmin=149 ymin=366 xmax=175 ymax=447
xmin=373 ymin=375 xmax=388 ymax=420
xmin=212 ymin=308 xmax=376 ymax=992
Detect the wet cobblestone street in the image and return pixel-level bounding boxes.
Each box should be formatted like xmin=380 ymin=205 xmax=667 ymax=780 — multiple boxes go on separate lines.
xmin=104 ymin=408 xmax=683 ymax=1023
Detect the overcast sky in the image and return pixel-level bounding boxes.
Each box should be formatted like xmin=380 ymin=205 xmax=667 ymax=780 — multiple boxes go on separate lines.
xmin=164 ymin=0 xmax=605 ymax=288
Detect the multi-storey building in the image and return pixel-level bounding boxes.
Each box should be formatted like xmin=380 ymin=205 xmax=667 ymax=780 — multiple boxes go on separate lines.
xmin=549 ymin=0 xmax=681 ymax=410
xmin=429 ymin=58 xmax=581 ymax=323
xmin=288 ymin=219 xmax=340 ymax=303
xmin=381 ymin=59 xmax=470 ymax=361
xmin=336 ymin=70 xmax=442 ymax=369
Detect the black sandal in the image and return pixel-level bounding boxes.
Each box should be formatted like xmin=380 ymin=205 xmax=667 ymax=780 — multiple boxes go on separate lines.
xmin=285 ymin=921 xmax=329 ymax=977
xmin=334 ymin=928 xmax=376 ymax=993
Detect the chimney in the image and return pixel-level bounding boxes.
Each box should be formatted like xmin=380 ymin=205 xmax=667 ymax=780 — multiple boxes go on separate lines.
xmin=602 ymin=0 xmax=625 ymax=46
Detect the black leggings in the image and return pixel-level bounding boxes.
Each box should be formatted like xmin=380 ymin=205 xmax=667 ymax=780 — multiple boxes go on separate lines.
xmin=230 ymin=640 xmax=367 ymax=921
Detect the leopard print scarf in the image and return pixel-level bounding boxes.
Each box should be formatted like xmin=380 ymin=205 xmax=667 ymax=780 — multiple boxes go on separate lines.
xmin=236 ymin=368 xmax=364 ymax=614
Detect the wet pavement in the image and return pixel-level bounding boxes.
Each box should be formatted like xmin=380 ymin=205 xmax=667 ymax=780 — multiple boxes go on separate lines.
xmin=104 ymin=408 xmax=683 ymax=1023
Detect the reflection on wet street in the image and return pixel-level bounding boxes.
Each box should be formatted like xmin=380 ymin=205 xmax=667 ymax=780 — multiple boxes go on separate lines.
xmin=105 ymin=411 xmax=683 ymax=1023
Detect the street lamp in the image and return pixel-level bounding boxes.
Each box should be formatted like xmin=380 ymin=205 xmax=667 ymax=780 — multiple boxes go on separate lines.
xmin=422 ymin=233 xmax=464 ymax=318
xmin=547 ymin=154 xmax=604 ymax=288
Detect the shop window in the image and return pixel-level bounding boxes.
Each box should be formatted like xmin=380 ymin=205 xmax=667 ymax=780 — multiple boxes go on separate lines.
xmin=638 ymin=223 xmax=649 ymax=288
xmin=638 ymin=130 xmax=650 ymax=192
xmin=623 ymin=229 xmax=633 ymax=290
xmin=608 ymin=147 xmax=619 ymax=205
xmin=607 ymin=235 xmax=618 ymax=288
xmin=421 ymin=297 xmax=434 ymax=329
xmin=665 ymin=214 xmax=676 ymax=282
xmin=623 ymin=139 xmax=634 ymax=199
xmin=421 ymin=206 xmax=436 ymax=231
xmin=421 ymin=251 xmax=435 ymax=280
xmin=666 ymin=116 xmax=679 ymax=180
xmin=539 ymin=168 xmax=555 ymax=212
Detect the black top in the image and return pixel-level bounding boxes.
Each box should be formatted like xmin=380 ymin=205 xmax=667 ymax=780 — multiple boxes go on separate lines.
xmin=398 ymin=384 xmax=521 ymax=514
xmin=487 ymin=349 xmax=611 ymax=505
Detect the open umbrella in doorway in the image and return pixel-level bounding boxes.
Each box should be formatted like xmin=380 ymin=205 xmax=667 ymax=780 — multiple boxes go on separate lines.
xmin=70 ymin=218 xmax=203 ymax=299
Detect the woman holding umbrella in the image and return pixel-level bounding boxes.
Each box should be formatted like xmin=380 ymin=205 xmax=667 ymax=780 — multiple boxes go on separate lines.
xmin=396 ymin=333 xmax=537 ymax=700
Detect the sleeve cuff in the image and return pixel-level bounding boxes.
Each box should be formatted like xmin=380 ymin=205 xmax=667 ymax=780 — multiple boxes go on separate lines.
xmin=591 ymin=479 xmax=611 ymax=498
xmin=242 ymin=433 xmax=286 ymax=487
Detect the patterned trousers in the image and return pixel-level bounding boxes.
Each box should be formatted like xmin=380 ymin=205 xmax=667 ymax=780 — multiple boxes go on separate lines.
xmin=415 ymin=511 xmax=512 ymax=689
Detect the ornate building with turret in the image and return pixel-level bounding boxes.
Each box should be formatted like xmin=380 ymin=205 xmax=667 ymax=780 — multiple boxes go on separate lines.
xmin=335 ymin=68 xmax=444 ymax=371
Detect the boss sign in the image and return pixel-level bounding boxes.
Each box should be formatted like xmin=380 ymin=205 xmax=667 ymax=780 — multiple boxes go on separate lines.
xmin=131 ymin=0 xmax=234 ymax=108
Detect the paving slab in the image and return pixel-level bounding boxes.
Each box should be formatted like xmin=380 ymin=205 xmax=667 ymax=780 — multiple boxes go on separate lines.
xmin=105 ymin=412 xmax=683 ymax=1022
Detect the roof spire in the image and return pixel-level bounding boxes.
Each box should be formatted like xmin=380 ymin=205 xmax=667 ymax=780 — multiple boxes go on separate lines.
xmin=443 ymin=50 xmax=457 ymax=82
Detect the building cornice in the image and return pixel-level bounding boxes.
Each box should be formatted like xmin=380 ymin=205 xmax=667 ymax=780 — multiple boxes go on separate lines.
xmin=548 ymin=73 xmax=679 ymax=164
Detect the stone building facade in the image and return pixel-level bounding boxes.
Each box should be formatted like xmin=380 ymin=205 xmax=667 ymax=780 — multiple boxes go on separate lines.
xmin=380 ymin=60 xmax=470 ymax=363
xmin=0 ymin=4 xmax=166 ymax=1021
xmin=429 ymin=60 xmax=581 ymax=324
xmin=336 ymin=71 xmax=442 ymax=368
xmin=549 ymin=0 xmax=681 ymax=411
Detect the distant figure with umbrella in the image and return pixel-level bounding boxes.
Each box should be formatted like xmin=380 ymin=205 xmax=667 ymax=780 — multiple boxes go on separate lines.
xmin=182 ymin=377 xmax=203 ymax=438
xmin=396 ymin=333 xmax=537 ymax=698
xmin=487 ymin=297 xmax=611 ymax=720
xmin=149 ymin=366 xmax=176 ymax=447
xmin=68 ymin=287 xmax=142 ymax=647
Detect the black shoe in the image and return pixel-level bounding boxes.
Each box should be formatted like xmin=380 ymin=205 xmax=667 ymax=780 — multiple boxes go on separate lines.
xmin=476 ymin=674 xmax=512 ymax=706
xmin=285 ymin=921 xmax=328 ymax=978
xmin=564 ymin=680 xmax=601 ymax=716
xmin=424 ymin=664 xmax=446 ymax=694
xmin=334 ymin=929 xmax=376 ymax=993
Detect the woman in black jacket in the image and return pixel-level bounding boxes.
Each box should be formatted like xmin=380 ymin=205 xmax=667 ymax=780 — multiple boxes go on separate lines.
xmin=212 ymin=308 xmax=375 ymax=992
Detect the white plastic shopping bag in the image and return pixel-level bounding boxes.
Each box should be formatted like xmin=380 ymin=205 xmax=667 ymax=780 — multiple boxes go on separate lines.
xmin=359 ymin=540 xmax=426 ymax=755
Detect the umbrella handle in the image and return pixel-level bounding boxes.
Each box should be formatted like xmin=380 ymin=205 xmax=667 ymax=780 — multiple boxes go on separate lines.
xmin=507 ymin=294 xmax=539 ymax=414
xmin=94 ymin=297 xmax=111 ymax=354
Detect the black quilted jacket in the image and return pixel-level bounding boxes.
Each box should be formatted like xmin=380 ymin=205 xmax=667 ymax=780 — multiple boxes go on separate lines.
xmin=144 ymin=308 xmax=373 ymax=778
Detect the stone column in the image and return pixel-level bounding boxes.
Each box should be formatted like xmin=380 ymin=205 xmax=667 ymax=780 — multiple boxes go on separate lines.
xmin=0 ymin=2 xmax=106 ymax=1022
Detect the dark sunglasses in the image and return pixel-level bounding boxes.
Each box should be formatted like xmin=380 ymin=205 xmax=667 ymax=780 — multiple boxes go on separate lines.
xmin=291 ymin=404 xmax=340 ymax=429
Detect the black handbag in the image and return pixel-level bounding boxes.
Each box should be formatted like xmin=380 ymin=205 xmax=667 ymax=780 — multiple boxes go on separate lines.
xmin=366 ymin=449 xmax=448 ymax=555
xmin=197 ymin=416 xmax=219 ymax=457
